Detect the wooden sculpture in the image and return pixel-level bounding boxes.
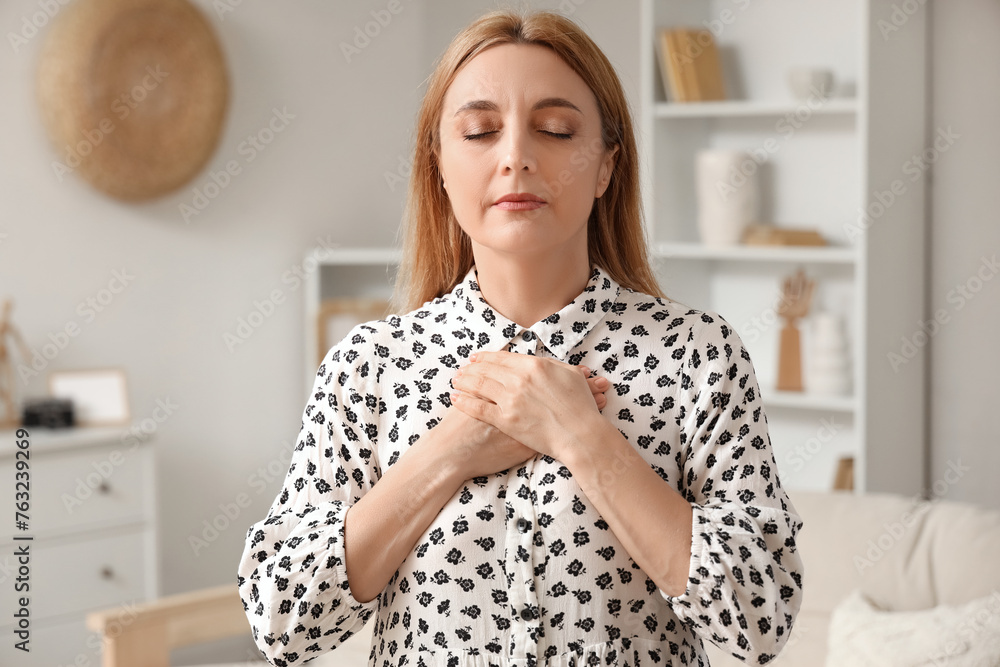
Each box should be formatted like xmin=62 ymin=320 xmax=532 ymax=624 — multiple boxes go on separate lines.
xmin=0 ymin=299 xmax=32 ymax=427
xmin=776 ymin=268 xmax=815 ymax=391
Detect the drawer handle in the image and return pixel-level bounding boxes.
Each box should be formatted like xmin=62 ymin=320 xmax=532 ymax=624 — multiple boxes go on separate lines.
xmin=100 ymin=567 xmax=114 ymax=580
xmin=98 ymin=482 xmax=111 ymax=494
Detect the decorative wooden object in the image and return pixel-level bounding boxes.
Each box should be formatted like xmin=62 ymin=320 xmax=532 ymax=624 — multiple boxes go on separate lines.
xmin=833 ymin=456 xmax=855 ymax=491
xmin=0 ymin=299 xmax=32 ymax=428
xmin=776 ymin=268 xmax=815 ymax=391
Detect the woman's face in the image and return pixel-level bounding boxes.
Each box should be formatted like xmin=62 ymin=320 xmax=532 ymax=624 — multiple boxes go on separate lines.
xmin=437 ymin=43 xmax=617 ymax=261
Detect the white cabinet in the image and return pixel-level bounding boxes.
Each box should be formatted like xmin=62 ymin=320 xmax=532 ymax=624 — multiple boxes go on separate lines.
xmin=638 ymin=0 xmax=928 ymax=495
xmin=305 ymin=0 xmax=928 ymax=496
xmin=0 ymin=426 xmax=158 ymax=665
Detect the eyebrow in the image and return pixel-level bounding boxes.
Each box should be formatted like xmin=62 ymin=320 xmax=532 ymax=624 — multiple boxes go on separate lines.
xmin=453 ymin=97 xmax=583 ymax=117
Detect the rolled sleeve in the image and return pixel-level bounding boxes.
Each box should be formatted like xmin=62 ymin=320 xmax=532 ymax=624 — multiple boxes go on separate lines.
xmin=237 ymin=325 xmax=384 ymax=666
xmin=659 ymin=313 xmax=804 ymax=663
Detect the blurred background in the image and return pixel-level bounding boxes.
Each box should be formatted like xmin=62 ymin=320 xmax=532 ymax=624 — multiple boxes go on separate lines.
xmin=0 ymin=0 xmax=997 ymax=664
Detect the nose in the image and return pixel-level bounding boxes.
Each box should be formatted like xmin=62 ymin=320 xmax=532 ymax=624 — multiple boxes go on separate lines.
xmin=500 ymin=124 xmax=536 ymax=174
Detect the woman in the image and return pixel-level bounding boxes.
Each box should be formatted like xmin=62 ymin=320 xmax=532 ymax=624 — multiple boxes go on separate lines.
xmin=238 ymin=9 xmax=803 ymax=666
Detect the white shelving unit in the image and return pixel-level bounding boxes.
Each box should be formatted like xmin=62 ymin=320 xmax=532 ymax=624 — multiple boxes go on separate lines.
xmin=639 ymin=0 xmax=928 ymax=495
xmin=303 ymin=247 xmax=400 ymax=390
xmin=305 ymin=0 xmax=928 ymax=496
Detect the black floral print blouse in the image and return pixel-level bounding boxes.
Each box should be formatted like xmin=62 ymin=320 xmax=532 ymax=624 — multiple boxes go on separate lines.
xmin=238 ymin=263 xmax=804 ymax=667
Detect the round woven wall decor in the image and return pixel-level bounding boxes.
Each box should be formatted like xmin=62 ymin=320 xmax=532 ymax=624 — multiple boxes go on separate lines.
xmin=37 ymin=0 xmax=229 ymax=201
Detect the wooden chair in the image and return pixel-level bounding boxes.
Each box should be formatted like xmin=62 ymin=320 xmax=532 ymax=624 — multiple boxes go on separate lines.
xmin=85 ymin=584 xmax=373 ymax=666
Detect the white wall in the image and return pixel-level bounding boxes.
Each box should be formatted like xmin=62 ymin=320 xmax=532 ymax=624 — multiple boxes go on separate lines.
xmin=0 ymin=0 xmax=997 ymax=663
xmin=928 ymin=0 xmax=1000 ymax=508
xmin=0 ymin=0 xmax=425 ymax=653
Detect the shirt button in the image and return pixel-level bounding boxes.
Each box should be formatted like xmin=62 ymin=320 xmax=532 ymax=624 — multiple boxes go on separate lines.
xmin=516 ymin=518 xmax=529 ymax=533
xmin=520 ymin=607 xmax=533 ymax=621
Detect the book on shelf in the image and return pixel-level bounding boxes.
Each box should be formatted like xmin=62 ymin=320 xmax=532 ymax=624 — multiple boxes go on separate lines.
xmin=741 ymin=224 xmax=828 ymax=247
xmin=656 ymin=27 xmax=726 ymax=103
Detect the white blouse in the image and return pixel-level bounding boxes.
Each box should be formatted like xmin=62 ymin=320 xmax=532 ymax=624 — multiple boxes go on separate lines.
xmin=238 ymin=263 xmax=804 ymax=667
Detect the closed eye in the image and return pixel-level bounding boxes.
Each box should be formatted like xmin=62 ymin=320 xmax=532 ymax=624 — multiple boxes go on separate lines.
xmin=462 ymin=130 xmax=575 ymax=141
xmin=463 ymin=131 xmax=497 ymax=141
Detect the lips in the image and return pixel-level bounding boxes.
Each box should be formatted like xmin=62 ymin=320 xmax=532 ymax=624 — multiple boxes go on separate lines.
xmin=493 ymin=193 xmax=547 ymax=211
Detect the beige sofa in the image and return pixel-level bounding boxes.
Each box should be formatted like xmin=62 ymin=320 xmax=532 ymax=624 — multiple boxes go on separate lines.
xmin=706 ymin=489 xmax=1000 ymax=665
xmin=87 ymin=491 xmax=1000 ymax=666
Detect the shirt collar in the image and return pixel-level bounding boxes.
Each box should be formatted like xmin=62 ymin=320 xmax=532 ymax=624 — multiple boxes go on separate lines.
xmin=449 ymin=263 xmax=621 ymax=361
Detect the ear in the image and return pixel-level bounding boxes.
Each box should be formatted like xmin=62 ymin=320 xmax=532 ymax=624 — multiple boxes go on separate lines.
xmin=595 ymin=144 xmax=619 ymax=198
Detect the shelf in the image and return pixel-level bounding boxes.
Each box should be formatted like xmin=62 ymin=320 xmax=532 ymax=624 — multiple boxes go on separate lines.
xmin=306 ymin=246 xmax=402 ymax=266
xmin=652 ymin=241 xmax=857 ymax=264
xmin=653 ymin=98 xmax=859 ymax=119
xmin=761 ymin=387 xmax=856 ymax=413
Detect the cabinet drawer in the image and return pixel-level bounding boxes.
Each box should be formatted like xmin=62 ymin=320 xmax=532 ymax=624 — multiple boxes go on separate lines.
xmin=0 ymin=441 xmax=150 ymax=541
xmin=0 ymin=528 xmax=150 ymax=623
xmin=0 ymin=613 xmax=93 ymax=666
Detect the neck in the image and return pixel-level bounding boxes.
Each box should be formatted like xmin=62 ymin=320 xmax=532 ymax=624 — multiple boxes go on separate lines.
xmin=471 ymin=244 xmax=591 ymax=328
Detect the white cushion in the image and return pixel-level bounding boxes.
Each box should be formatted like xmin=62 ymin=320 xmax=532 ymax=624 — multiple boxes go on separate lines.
xmin=826 ymin=589 xmax=1000 ymax=666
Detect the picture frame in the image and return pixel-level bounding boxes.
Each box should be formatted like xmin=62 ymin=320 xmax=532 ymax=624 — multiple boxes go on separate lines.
xmin=316 ymin=298 xmax=390 ymax=368
xmin=48 ymin=367 xmax=130 ymax=426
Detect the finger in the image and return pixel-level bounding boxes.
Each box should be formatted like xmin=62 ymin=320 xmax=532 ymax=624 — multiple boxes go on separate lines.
xmin=587 ymin=376 xmax=611 ymax=393
xmin=450 ymin=390 xmax=500 ymax=427
xmin=452 ymin=370 xmax=506 ymax=403
xmin=594 ymin=393 xmax=607 ymax=411
xmin=468 ymin=349 xmax=522 ymax=368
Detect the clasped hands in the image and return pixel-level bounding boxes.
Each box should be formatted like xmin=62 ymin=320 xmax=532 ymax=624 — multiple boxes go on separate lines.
xmin=449 ymin=350 xmax=610 ymax=462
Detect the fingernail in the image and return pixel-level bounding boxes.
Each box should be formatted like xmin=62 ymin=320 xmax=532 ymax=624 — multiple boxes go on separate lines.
xmin=470 ymin=353 xmax=478 ymax=362
xmin=580 ymin=365 xmax=591 ymax=374
xmin=597 ymin=377 xmax=610 ymax=387
xmin=450 ymin=392 xmax=460 ymax=403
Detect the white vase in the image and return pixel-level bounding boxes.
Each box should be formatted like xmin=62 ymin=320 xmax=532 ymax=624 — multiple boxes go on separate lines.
xmin=807 ymin=312 xmax=852 ymax=395
xmin=695 ymin=149 xmax=759 ymax=245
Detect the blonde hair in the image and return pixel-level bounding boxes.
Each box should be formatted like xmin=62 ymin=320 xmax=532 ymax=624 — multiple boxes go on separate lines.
xmin=391 ymin=7 xmax=664 ymax=314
